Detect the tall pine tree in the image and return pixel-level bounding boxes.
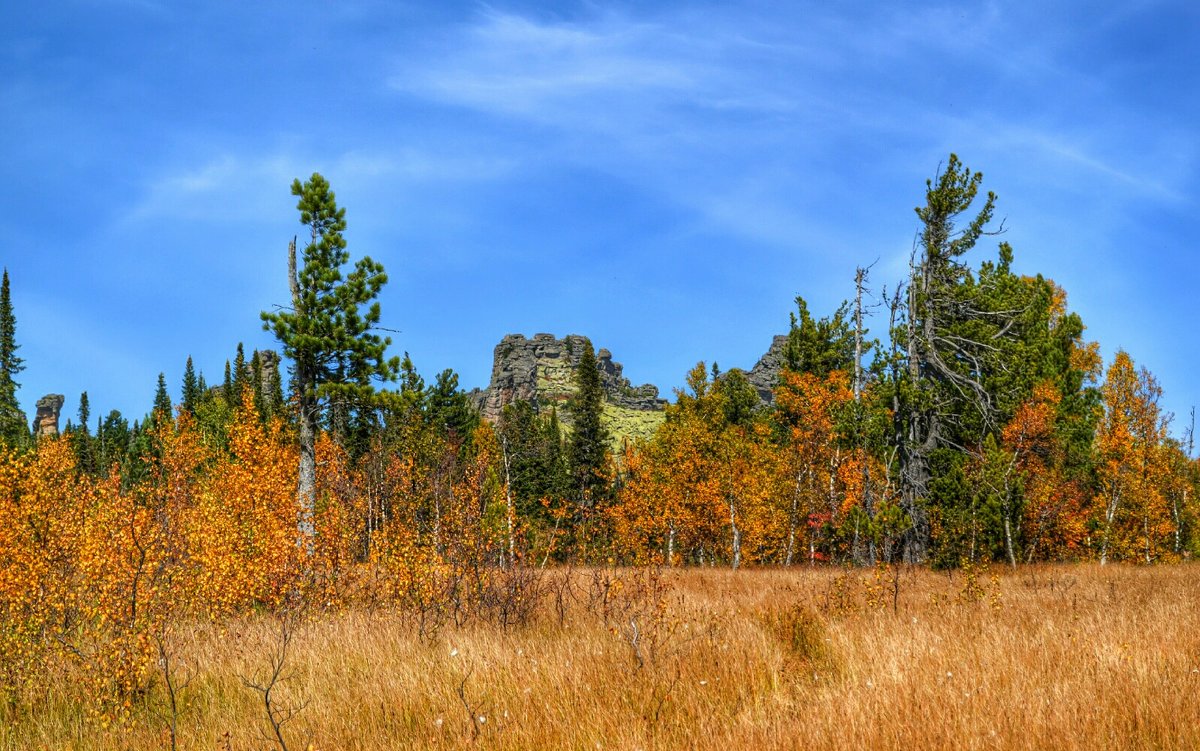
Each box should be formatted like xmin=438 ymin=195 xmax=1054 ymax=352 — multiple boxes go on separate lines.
xmin=152 ymin=372 xmax=173 ymax=428
xmin=181 ymin=356 xmax=200 ymax=413
xmin=71 ymin=391 xmax=95 ymax=475
xmin=261 ymin=173 xmax=400 ymax=542
xmin=568 ymin=338 xmax=609 ymax=516
xmin=232 ymin=343 xmax=248 ymax=400
xmin=0 ymin=269 xmax=27 ymax=446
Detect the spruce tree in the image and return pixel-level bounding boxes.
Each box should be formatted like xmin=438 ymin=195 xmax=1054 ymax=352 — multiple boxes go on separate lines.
xmin=232 ymin=343 xmax=248 ymax=401
xmin=222 ymin=360 xmax=233 ymax=403
xmin=182 ymin=356 xmax=200 ymax=413
xmin=250 ymin=350 xmax=265 ymax=417
xmin=0 ymin=269 xmax=27 ymax=446
xmin=124 ymin=418 xmax=153 ymax=488
xmin=426 ymin=368 xmax=478 ymax=441
xmin=264 ymin=359 xmax=284 ymax=422
xmin=74 ymin=391 xmax=94 ymax=474
xmin=78 ymin=391 xmax=90 ymax=430
xmin=97 ymin=409 xmax=129 ymax=472
xmin=568 ymin=338 xmax=609 ymax=512
xmin=152 ymin=372 xmax=172 ymax=428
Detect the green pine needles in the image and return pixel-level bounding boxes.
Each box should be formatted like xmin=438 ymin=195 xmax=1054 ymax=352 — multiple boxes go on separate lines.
xmin=261 ymin=173 xmax=401 ymax=540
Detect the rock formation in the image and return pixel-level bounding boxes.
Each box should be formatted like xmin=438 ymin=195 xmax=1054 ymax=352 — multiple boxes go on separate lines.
xmin=473 ymin=333 xmax=666 ymax=423
xmin=254 ymin=348 xmax=281 ymax=392
xmin=744 ymin=334 xmax=789 ymax=404
xmin=34 ymin=394 xmax=65 ymax=438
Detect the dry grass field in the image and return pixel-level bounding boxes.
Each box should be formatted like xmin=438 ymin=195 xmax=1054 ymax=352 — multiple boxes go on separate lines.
xmin=5 ymin=563 xmax=1199 ymax=750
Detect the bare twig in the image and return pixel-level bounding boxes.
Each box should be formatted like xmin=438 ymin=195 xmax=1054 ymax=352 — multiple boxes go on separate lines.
xmin=152 ymin=629 xmax=194 ymax=751
xmin=240 ymin=614 xmax=308 ymax=751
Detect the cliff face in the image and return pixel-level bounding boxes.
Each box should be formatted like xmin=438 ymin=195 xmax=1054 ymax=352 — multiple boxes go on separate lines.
xmin=471 ymin=332 xmax=789 ymax=443
xmin=473 ymin=333 xmax=667 ymax=442
xmin=744 ymin=334 xmax=789 ymax=404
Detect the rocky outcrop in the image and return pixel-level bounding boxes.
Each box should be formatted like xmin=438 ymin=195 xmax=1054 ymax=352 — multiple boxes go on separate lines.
xmin=745 ymin=334 xmax=789 ymax=404
xmin=253 ymin=349 xmax=281 ymax=392
xmin=35 ymin=394 xmax=65 ymax=438
xmin=474 ymin=333 xmax=666 ymax=422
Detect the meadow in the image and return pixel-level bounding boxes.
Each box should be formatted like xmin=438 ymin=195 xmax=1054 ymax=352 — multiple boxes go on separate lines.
xmin=5 ymin=563 xmax=1198 ymax=750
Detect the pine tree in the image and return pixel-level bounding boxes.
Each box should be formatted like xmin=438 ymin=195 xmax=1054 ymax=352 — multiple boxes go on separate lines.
xmin=261 ymin=173 xmax=400 ymax=542
xmin=264 ymin=357 xmax=284 ymax=422
xmin=568 ymin=339 xmax=610 ymax=517
xmin=250 ymin=349 xmax=265 ymax=418
xmin=890 ymin=154 xmax=1013 ymax=562
xmin=74 ymin=391 xmax=95 ymax=474
xmin=152 ymin=372 xmax=172 ymax=428
xmin=426 ymin=368 xmax=479 ymax=441
xmin=97 ymin=409 xmax=129 ymax=473
xmin=181 ymin=356 xmax=200 ymax=413
xmin=232 ymin=342 xmax=248 ymax=400
xmin=784 ymin=296 xmax=855 ymax=377
xmin=499 ymin=401 xmax=570 ymax=527
xmin=0 ymin=269 xmax=27 ymax=446
xmin=222 ymin=360 xmax=233 ymax=404
xmin=78 ymin=391 xmax=90 ymax=429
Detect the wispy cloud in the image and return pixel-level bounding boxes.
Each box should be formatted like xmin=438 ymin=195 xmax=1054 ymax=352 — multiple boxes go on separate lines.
xmin=120 ymin=153 xmax=300 ymax=226
xmin=392 ymin=11 xmax=700 ymax=119
xmin=121 ymin=147 xmax=519 ymax=228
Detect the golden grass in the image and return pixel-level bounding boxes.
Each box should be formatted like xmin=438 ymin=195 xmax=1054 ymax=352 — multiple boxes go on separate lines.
xmin=5 ymin=563 xmax=1199 ymax=750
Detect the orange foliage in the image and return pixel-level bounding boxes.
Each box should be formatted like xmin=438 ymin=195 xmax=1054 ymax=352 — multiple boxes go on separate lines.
xmin=1093 ymin=352 xmax=1173 ymax=563
xmin=185 ymin=394 xmax=301 ymax=615
xmin=1002 ymin=382 xmax=1089 ymax=562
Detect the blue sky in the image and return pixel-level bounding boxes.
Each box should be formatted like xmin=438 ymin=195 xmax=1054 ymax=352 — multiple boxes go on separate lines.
xmin=3 ymin=1 xmax=1198 ymax=436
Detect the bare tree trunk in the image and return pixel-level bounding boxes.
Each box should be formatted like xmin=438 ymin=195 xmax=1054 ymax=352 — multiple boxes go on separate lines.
xmin=1004 ymin=515 xmax=1016 ymax=569
xmin=1174 ymin=489 xmax=1185 ymax=555
xmin=289 ymin=237 xmax=317 ymax=552
xmin=854 ymin=266 xmax=876 ymax=566
xmin=854 ymin=266 xmax=866 ymax=402
xmin=1100 ymin=487 xmax=1120 ymax=565
xmin=500 ymin=436 xmax=515 ymax=568
xmin=785 ymin=472 xmax=800 ymax=567
xmin=728 ymin=496 xmax=741 ymax=570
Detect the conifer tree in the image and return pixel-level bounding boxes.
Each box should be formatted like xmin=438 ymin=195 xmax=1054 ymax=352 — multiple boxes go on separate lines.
xmin=264 ymin=357 xmax=284 ymax=422
xmin=222 ymin=360 xmax=233 ymax=403
xmin=568 ymin=339 xmax=610 ymax=517
xmin=890 ymin=154 xmax=1008 ymax=562
xmin=97 ymin=409 xmax=129 ymax=473
xmin=152 ymin=372 xmax=172 ymax=428
xmin=784 ymin=296 xmax=855 ymax=378
xmin=261 ymin=173 xmax=400 ymax=542
xmin=182 ymin=356 xmax=200 ymax=413
xmin=250 ymin=349 xmax=265 ymax=417
xmin=78 ymin=391 xmax=90 ymax=430
xmin=232 ymin=343 xmax=248 ymax=400
xmin=426 ymin=368 xmax=478 ymax=441
xmin=0 ymin=269 xmax=27 ymax=446
xmin=73 ymin=391 xmax=95 ymax=474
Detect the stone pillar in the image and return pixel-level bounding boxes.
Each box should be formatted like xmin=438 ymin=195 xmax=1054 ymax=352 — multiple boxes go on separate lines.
xmin=35 ymin=394 xmax=65 ymax=438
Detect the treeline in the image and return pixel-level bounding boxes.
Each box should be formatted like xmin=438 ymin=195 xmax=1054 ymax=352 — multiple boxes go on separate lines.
xmin=613 ymin=156 xmax=1197 ymax=568
xmin=0 ymin=154 xmax=1196 ymax=589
